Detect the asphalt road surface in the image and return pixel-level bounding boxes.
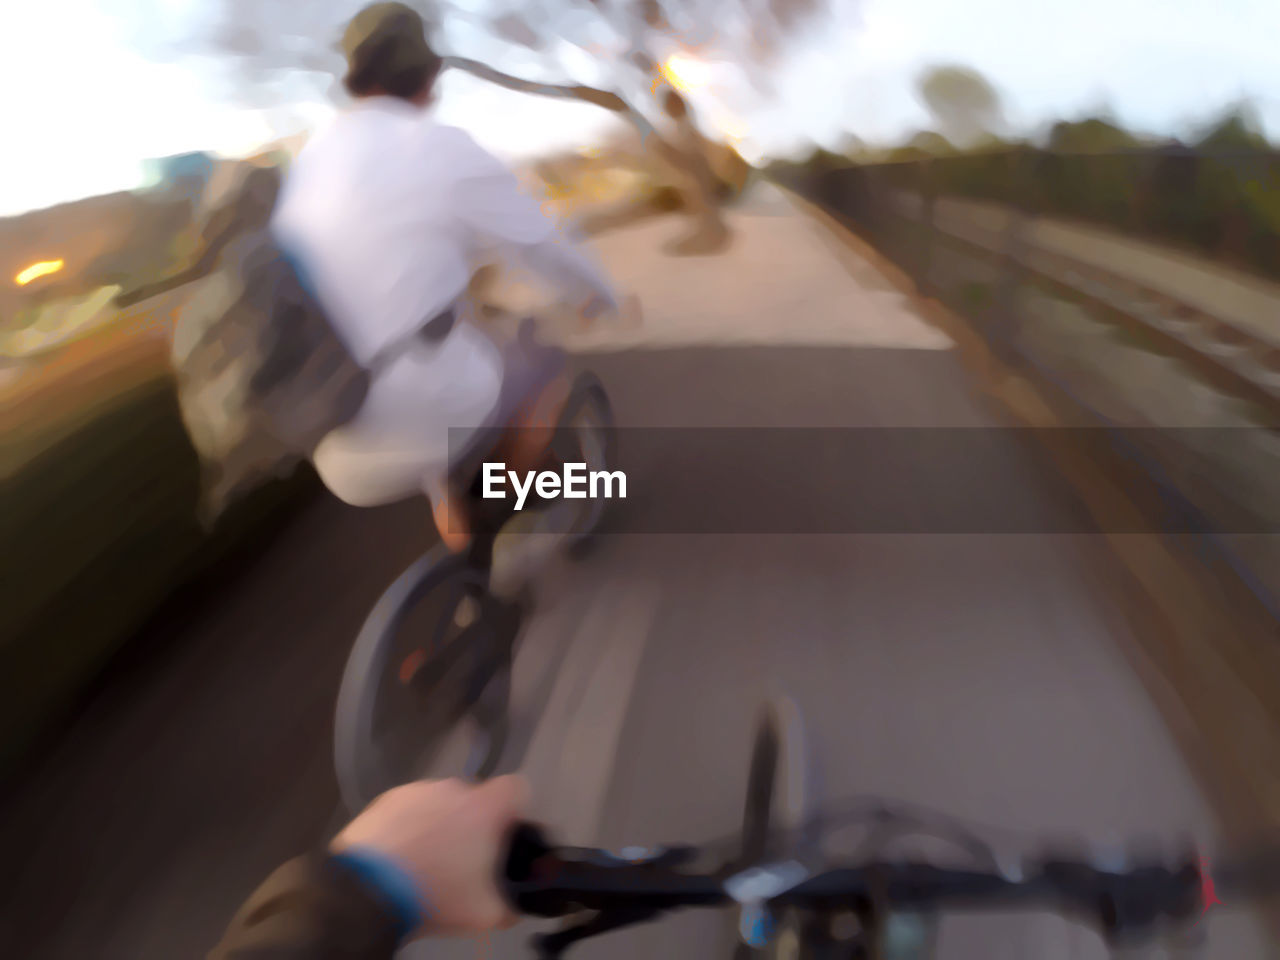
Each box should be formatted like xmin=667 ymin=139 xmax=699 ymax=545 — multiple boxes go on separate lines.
xmin=2 ymin=188 xmax=1272 ymax=959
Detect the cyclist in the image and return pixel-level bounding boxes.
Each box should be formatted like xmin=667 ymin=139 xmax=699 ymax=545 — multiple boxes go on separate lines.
xmin=209 ymin=776 xmax=527 ymax=959
xmin=271 ymin=2 xmax=623 ymax=557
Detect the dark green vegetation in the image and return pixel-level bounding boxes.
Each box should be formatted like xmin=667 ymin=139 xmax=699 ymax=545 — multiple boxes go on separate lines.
xmin=922 ymin=146 xmax=1279 ymax=282
xmin=2 ymin=351 xmax=319 ymax=775
xmin=769 ymin=106 xmax=1280 ymax=283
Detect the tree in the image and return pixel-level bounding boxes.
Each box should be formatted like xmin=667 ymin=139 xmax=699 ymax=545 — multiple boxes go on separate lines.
xmin=903 ymin=130 xmax=955 ymax=156
xmin=1046 ymin=117 xmax=1139 ymax=153
xmin=1194 ymin=102 xmax=1271 ymax=152
xmin=125 ymin=0 xmax=834 ymax=255
xmin=915 ymin=65 xmax=1002 ymax=148
xmin=1188 ymin=103 xmax=1274 ymax=262
xmin=802 ymin=146 xmax=850 ymax=172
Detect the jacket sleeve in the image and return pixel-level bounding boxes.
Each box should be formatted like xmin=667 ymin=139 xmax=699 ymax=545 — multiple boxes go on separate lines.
xmin=444 ymin=127 xmax=618 ymax=312
xmin=209 ymin=855 xmax=403 ymax=960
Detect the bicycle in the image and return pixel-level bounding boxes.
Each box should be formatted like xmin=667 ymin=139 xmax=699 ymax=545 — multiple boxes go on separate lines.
xmin=333 ymin=315 xmax=617 ymax=815
xmin=499 ymin=697 xmax=1280 ymax=959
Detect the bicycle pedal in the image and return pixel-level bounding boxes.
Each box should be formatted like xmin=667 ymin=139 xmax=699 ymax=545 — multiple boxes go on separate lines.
xmin=453 ymin=596 xmax=481 ymax=629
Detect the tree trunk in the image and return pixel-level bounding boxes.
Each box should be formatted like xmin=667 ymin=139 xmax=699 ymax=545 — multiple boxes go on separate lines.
xmin=652 ymin=87 xmax=731 ymax=255
xmin=444 ymin=56 xmax=664 ymax=147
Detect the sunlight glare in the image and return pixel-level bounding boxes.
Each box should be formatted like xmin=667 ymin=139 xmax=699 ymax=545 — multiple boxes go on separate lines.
xmin=15 ymin=259 xmax=65 ymax=286
xmin=661 ymin=53 xmax=712 ymax=93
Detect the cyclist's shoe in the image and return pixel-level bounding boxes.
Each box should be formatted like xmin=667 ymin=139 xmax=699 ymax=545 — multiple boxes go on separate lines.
xmin=454 ymin=595 xmax=481 ymax=629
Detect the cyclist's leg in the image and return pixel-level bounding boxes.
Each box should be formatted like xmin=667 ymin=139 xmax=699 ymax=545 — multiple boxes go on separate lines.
xmin=432 ymin=487 xmax=472 ymax=554
xmin=500 ymin=373 xmax=572 ymax=476
xmin=487 ymin=319 xmax=572 ymax=481
xmin=430 ymin=318 xmax=568 ymax=553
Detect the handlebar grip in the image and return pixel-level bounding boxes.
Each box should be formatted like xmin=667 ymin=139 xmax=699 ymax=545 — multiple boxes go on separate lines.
xmin=504 ymin=822 xmax=554 ymax=883
xmin=501 ymin=821 xmax=567 ymax=917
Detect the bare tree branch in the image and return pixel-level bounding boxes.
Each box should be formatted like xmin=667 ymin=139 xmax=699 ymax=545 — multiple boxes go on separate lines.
xmin=115 ymin=0 xmax=839 ymax=247
xmin=442 ymin=55 xmax=658 ymax=142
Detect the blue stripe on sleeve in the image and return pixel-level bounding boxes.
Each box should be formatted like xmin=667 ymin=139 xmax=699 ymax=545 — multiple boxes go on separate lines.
xmin=328 ymin=847 xmax=429 ymax=941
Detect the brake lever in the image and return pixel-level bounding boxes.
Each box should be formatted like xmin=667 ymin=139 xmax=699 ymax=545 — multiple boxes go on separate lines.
xmin=502 ymin=823 xmax=699 ymax=958
xmin=533 ymin=906 xmax=666 ymax=959
xmin=503 ymin=822 xmax=559 ymax=915
xmin=502 ymin=822 xmax=702 ymax=911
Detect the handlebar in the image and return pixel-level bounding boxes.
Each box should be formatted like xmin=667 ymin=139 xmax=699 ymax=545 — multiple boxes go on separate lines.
xmin=503 ymin=823 xmax=724 ymax=917
xmin=502 ymin=822 xmax=1280 ymax=951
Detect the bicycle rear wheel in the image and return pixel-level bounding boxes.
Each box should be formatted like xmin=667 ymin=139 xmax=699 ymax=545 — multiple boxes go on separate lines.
xmin=553 ymin=370 xmax=617 ymax=556
xmin=334 ymin=546 xmax=512 ymax=814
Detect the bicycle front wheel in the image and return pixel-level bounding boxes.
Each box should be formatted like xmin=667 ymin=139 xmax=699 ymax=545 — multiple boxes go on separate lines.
xmin=553 ymin=370 xmax=617 ymax=556
xmin=734 ymin=695 xmax=814 ymax=959
xmin=741 ymin=696 xmax=812 ymax=863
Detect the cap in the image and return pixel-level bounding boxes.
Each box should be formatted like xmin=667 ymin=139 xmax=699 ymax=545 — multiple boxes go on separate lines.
xmin=341 ymin=2 xmax=440 ymax=96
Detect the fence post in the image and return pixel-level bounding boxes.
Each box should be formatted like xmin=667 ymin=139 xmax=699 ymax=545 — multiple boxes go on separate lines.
xmin=919 ymin=159 xmax=937 ymax=297
xmin=993 ymin=148 xmax=1031 ymax=363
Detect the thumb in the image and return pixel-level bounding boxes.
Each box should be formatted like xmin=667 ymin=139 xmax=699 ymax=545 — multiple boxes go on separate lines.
xmin=478 ymin=774 xmax=531 ymax=823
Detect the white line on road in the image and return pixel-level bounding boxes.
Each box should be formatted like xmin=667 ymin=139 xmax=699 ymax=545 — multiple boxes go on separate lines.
xmin=518 ymin=578 xmax=661 ymax=844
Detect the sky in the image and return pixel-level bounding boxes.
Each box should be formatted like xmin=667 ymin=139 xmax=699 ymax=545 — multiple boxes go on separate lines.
xmin=2 ymin=0 xmax=1279 ymax=216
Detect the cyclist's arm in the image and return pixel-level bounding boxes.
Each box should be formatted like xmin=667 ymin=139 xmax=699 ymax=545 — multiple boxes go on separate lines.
xmin=445 ymin=129 xmax=619 ymax=314
xmin=208 ymin=854 xmax=403 ymax=960
xmin=211 ymin=777 xmax=527 ymax=959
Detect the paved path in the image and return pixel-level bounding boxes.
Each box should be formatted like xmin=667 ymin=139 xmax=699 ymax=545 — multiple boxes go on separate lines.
xmin=488 ymin=184 xmax=954 ymax=355
xmin=1 ymin=185 xmax=1271 ymax=960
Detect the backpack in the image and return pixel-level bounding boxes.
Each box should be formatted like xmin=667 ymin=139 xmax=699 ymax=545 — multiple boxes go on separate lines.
xmin=170 ymin=163 xmax=370 ymax=524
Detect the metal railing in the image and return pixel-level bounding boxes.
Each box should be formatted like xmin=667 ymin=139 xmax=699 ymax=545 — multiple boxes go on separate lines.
xmin=778 ymin=154 xmax=1280 ymax=621
xmin=807 ymin=147 xmax=1280 ymax=280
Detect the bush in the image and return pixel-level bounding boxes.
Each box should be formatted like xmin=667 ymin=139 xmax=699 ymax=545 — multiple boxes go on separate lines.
xmin=2 ymin=363 xmax=317 ymax=774
xmin=1047 ymin=118 xmax=1140 ymax=153
xmin=926 ymin=147 xmax=1280 ymax=280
